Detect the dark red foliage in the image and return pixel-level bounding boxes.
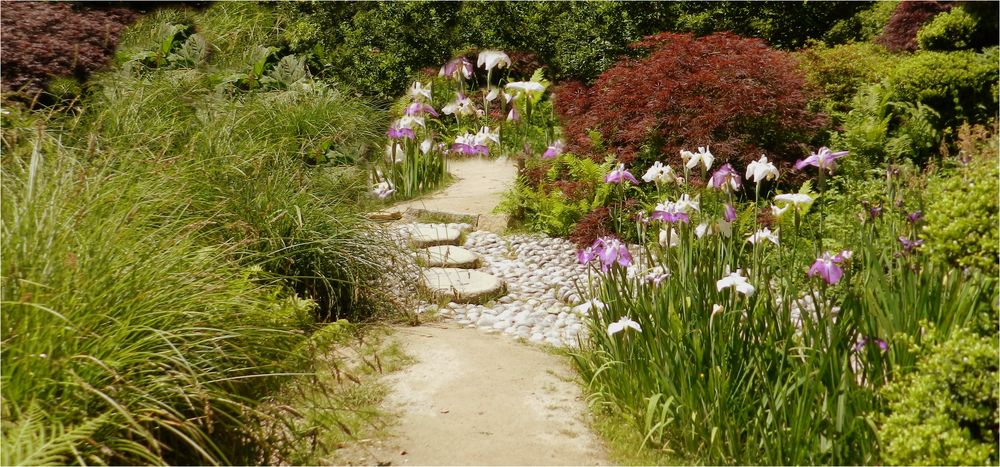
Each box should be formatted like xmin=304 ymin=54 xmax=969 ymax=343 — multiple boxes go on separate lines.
xmin=569 ymin=206 xmax=614 ymax=247
xmin=553 ymin=32 xmax=825 ymax=180
xmin=504 ymin=50 xmax=546 ymax=79
xmin=1 ymin=1 xmax=140 ymax=100
xmin=876 ymin=1 xmax=954 ymax=52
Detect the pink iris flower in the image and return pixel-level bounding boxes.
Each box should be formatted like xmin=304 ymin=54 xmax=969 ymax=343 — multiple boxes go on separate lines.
xmin=808 ymin=250 xmax=852 ymax=285
xmin=439 ymin=57 xmax=474 ymax=80
xmin=709 ymin=163 xmax=742 ymax=192
xmin=542 ymin=140 xmax=564 ymax=159
xmin=581 ymin=236 xmax=633 ymax=272
xmin=387 ymin=125 xmax=414 ymax=140
xmin=405 ymin=102 xmax=439 ymax=117
xmin=724 ymin=203 xmax=737 ymax=222
xmin=605 ymin=163 xmax=638 ymax=184
xmin=794 ymin=147 xmax=849 ymax=174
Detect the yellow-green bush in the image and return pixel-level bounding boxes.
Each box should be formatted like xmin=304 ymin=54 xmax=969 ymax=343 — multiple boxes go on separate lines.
xmin=917 ymin=6 xmax=978 ymax=51
xmin=880 ymin=327 xmax=999 ymax=465
xmin=885 ymin=49 xmax=998 ymax=131
xmin=922 ymin=145 xmax=999 ymax=277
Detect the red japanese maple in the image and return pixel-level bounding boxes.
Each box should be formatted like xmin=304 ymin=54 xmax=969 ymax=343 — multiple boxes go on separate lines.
xmin=554 ymin=32 xmax=824 ymax=175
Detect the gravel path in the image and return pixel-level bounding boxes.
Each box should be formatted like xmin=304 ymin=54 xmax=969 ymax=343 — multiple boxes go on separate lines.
xmin=407 ymin=227 xmax=594 ymax=348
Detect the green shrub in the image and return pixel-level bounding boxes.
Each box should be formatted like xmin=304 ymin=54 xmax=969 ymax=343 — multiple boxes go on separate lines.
xmin=798 ymin=42 xmax=899 ymax=113
xmin=922 ymin=147 xmax=999 ymax=277
xmin=824 ymin=0 xmax=898 ymax=44
xmin=884 ymin=49 xmax=998 ymax=132
xmin=880 ymin=328 xmax=999 ymax=465
xmin=280 ymin=2 xmax=460 ymax=101
xmin=671 ymin=1 xmax=869 ymax=49
xmin=499 ymin=153 xmax=613 ymax=237
xmin=916 ymin=6 xmax=978 ymax=51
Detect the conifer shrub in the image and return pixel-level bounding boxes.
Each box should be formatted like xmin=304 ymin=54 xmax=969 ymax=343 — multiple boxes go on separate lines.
xmin=554 ymin=32 xmax=824 ymax=175
xmin=884 ymin=49 xmax=998 ymax=131
xmin=916 ymin=5 xmax=978 ymax=51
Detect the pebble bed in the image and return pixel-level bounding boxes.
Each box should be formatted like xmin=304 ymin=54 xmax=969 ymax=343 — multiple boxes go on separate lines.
xmin=396 ymin=223 xmax=595 ymax=348
xmin=395 ymin=223 xmax=824 ymax=349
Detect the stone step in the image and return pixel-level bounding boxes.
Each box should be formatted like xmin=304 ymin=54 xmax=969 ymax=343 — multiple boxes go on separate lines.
xmin=416 ymin=245 xmax=481 ymax=269
xmin=422 ymin=267 xmax=506 ymax=304
xmin=410 ymin=224 xmax=463 ymax=248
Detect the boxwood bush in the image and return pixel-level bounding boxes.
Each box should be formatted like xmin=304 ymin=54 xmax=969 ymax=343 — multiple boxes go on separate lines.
xmin=880 ymin=327 xmax=999 ymax=465
xmin=922 ymin=141 xmax=999 ymax=277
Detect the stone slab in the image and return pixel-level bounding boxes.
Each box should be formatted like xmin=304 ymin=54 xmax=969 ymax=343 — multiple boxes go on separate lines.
xmin=422 ymin=268 xmax=506 ymax=304
xmin=404 ymin=208 xmax=479 ymax=226
xmin=410 ymin=224 xmax=462 ymax=248
xmin=416 ymin=245 xmax=481 ymax=269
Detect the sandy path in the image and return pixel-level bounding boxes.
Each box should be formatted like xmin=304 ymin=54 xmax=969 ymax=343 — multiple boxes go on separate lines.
xmin=377 ymin=323 xmax=607 ymax=466
xmin=391 ymin=157 xmax=518 ymax=231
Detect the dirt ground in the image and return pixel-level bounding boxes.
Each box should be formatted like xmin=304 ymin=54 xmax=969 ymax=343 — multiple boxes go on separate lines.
xmin=371 ymin=323 xmax=608 ymax=466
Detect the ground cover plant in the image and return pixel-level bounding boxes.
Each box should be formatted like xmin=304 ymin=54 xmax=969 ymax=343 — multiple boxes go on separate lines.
xmin=1 ymin=3 xmax=411 ymax=464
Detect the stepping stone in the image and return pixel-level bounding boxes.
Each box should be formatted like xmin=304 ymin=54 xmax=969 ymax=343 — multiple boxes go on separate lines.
xmin=416 ymin=245 xmax=481 ymax=269
xmin=422 ymin=268 xmax=506 ymax=304
xmin=410 ymin=224 xmax=463 ymax=248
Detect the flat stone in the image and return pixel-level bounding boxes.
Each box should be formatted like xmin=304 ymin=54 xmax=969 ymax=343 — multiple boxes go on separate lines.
xmin=422 ymin=268 xmax=507 ymax=304
xmin=416 ymin=245 xmax=480 ymax=269
xmin=410 ymin=224 xmax=462 ymax=248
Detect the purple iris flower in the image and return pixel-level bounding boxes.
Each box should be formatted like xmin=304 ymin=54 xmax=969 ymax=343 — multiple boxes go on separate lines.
xmin=794 ymin=147 xmax=849 ymax=174
xmin=387 ymin=125 xmax=415 ymax=140
xmin=605 ymin=163 xmax=639 ymax=184
xmin=861 ymin=200 xmax=882 ymax=223
xmin=809 ymin=251 xmax=850 ymax=285
xmin=898 ymin=236 xmax=924 ymax=252
xmin=507 ymin=106 xmax=520 ymax=122
xmin=724 ymin=203 xmax=737 ymax=222
xmin=405 ymin=102 xmax=439 ymax=117
xmin=854 ymin=336 xmax=888 ymax=353
xmin=450 ymin=143 xmax=489 ymax=156
xmin=709 ymin=163 xmax=742 ymax=192
xmin=650 ymin=210 xmax=689 ymax=224
xmin=440 ymin=57 xmax=474 ymax=80
xmin=577 ymin=246 xmax=597 ymax=265
xmin=594 ymin=236 xmax=633 ymax=272
xmin=542 ymin=140 xmax=564 ymax=159
xmin=906 ymin=210 xmax=923 ymax=224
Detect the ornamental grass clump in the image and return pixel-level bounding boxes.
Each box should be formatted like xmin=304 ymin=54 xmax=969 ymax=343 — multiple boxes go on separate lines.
xmin=571 ymin=147 xmax=995 ymax=464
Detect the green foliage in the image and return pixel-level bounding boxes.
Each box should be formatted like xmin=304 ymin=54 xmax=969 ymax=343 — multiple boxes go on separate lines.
xmin=917 ymin=6 xmax=978 ymax=51
xmin=498 ymin=154 xmax=612 ymax=237
xmin=1 ymin=140 xmax=310 ymax=464
xmin=880 ymin=328 xmax=999 ymax=465
xmin=0 ymin=3 xmax=409 ymax=464
xmin=279 ymin=1 xmax=460 ymax=101
xmin=824 ymin=0 xmax=898 ymax=44
xmin=923 ymin=149 xmax=1000 ymax=277
xmin=797 ymin=42 xmax=899 ymax=114
xmin=672 ymin=1 xmax=869 ymax=49
xmin=884 ymin=49 xmax=999 ymax=132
